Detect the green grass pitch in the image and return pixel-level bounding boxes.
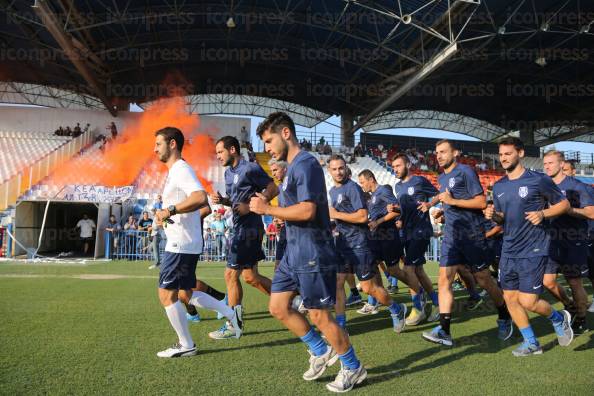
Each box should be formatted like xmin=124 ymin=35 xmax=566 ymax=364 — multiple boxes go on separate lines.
xmin=0 ymin=260 xmax=593 ymax=395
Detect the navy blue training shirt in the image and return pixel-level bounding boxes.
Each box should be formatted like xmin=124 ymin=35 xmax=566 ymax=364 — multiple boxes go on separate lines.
xmin=329 ymin=179 xmax=369 ymax=247
xmin=225 ymin=158 xmax=272 ymax=228
xmin=493 ymin=169 xmax=565 ymax=258
xmin=549 ymin=176 xmax=594 ymax=242
xmin=280 ymin=151 xmax=336 ymax=265
xmin=438 ymin=163 xmax=485 ymax=240
xmin=368 ymin=184 xmax=399 ymax=226
xmin=394 ymin=175 xmax=439 ymax=239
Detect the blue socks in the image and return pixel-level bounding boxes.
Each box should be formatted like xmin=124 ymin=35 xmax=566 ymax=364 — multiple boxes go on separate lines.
xmin=336 ymin=314 xmax=347 ymax=329
xmin=368 ymin=295 xmax=377 ymax=306
xmin=300 ymin=328 xmax=328 ymax=357
xmin=388 ymin=302 xmax=402 ymax=315
xmin=519 ymin=326 xmax=539 ymax=346
xmin=548 ymin=309 xmax=563 ymax=325
xmin=338 ymin=346 xmax=360 ymax=370
xmin=412 ymin=294 xmax=423 ymax=311
xmin=429 ymin=291 xmax=439 ymax=306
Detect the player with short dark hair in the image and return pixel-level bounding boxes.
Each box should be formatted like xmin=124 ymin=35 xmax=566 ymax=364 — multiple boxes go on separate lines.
xmin=209 ymin=135 xmax=278 ymax=339
xmin=357 ymin=169 xmax=423 ymax=316
xmin=422 ymin=139 xmax=512 ymax=346
xmin=390 ymin=153 xmax=441 ymax=324
xmin=485 ymin=137 xmax=573 ymax=355
xmin=250 ymin=112 xmax=366 ymax=393
xmin=328 ymin=155 xmax=407 ymax=333
xmin=153 ymin=127 xmax=241 ymax=358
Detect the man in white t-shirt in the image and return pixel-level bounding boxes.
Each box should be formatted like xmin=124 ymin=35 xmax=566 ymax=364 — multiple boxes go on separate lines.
xmin=153 ymin=127 xmax=242 ymax=358
xmin=76 ymin=214 xmax=96 ymax=255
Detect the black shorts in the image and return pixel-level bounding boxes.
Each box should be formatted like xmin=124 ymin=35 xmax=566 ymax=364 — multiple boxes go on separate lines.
xmin=499 ymin=256 xmax=546 ymax=294
xmin=369 ymin=226 xmax=403 ymax=266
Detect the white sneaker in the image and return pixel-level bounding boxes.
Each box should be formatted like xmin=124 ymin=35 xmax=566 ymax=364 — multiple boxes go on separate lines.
xmin=156 ymin=342 xmax=197 ymax=358
xmin=588 ymin=300 xmax=594 ymax=313
xmin=326 ymin=363 xmax=367 ymax=393
xmin=356 ymin=303 xmax=379 ymax=315
xmin=302 ymin=346 xmax=339 ymax=381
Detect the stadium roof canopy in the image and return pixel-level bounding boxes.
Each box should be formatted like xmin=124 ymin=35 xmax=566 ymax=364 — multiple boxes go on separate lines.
xmin=1 ymin=0 xmax=593 ymax=145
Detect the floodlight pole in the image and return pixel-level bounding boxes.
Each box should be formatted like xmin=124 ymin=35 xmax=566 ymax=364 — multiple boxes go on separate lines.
xmin=349 ymin=42 xmax=458 ymax=134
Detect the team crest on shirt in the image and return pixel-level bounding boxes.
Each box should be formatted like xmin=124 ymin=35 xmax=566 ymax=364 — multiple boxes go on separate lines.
xmin=407 ymin=186 xmax=415 ymax=195
xmin=233 ymin=174 xmax=239 ymax=184
xmin=337 ymin=194 xmax=343 ymax=204
xmin=518 ymin=186 xmax=528 ymax=198
xmin=448 ymin=178 xmax=455 ymax=188
xmin=371 ymin=196 xmax=376 ymax=204
xmin=561 ymin=190 xmax=566 ymax=196
xmin=282 ymin=177 xmax=288 ymax=191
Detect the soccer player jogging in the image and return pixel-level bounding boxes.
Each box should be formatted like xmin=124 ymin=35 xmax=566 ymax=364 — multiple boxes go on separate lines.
xmin=209 ymin=136 xmax=278 ymax=339
xmin=562 ymin=162 xmax=594 ymax=313
xmin=152 ymin=127 xmax=242 ymax=358
xmin=422 ymin=139 xmax=512 ymax=347
xmin=542 ymin=150 xmax=594 ymax=334
xmin=357 ymin=169 xmax=421 ymax=316
xmin=390 ymin=153 xmax=440 ymax=324
xmin=485 ymin=137 xmax=573 ymax=356
xmin=250 ymin=112 xmax=367 ymax=393
xmin=269 ymin=158 xmax=288 ymax=270
xmin=327 ymin=155 xmax=407 ymax=332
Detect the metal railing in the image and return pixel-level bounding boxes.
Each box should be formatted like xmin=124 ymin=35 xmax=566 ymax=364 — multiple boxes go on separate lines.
xmin=104 ymin=229 xmax=441 ymax=264
xmin=0 ymin=131 xmax=93 ymax=211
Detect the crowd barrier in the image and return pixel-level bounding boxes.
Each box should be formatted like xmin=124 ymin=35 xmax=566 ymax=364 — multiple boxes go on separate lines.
xmin=105 ymin=230 xmax=442 ymax=264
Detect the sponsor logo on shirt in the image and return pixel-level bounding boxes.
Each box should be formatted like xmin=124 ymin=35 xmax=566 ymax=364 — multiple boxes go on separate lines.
xmin=518 ymin=186 xmax=528 ymax=198
xmin=407 ymin=186 xmax=415 ymax=195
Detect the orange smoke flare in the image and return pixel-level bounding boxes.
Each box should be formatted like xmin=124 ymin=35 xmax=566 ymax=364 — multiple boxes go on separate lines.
xmin=48 ymin=96 xmax=216 ymax=193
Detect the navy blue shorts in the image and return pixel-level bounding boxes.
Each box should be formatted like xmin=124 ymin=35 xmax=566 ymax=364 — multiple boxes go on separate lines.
xmin=369 ymin=226 xmax=403 ymax=266
xmin=440 ymin=237 xmax=489 ymax=273
xmin=159 ymin=252 xmax=199 ymax=290
xmin=486 ymin=238 xmax=503 ymax=263
xmin=227 ymin=226 xmax=265 ymax=269
xmin=403 ymin=238 xmax=429 ymax=266
xmin=336 ymin=245 xmax=377 ymax=281
xmin=499 ymin=256 xmax=546 ymax=294
xmin=548 ymin=240 xmax=589 ymax=278
xmin=272 ymin=255 xmax=337 ymax=309
xmin=275 ymin=238 xmax=287 ymax=262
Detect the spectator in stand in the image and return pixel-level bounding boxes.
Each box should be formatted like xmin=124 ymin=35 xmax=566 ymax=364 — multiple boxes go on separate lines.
xmin=478 ymin=160 xmax=488 ymax=171
xmin=265 ymin=221 xmax=278 ymax=257
xmin=137 ymin=211 xmax=152 ymax=231
xmin=108 ymin=122 xmax=118 ymax=139
xmin=105 ymin=214 xmax=121 ymax=258
xmin=75 ymin=214 xmax=96 ymax=256
xmin=354 ymin=142 xmax=364 ymax=157
xmin=323 ymin=143 xmax=332 ymax=155
xmin=73 ymin=123 xmax=82 ymax=137
xmin=319 ymin=136 xmax=326 ymax=146
xmin=240 ymin=125 xmax=249 ymax=144
xmin=123 ymin=215 xmax=137 ymax=230
xmin=153 ymin=195 xmax=163 ymax=210
xmin=84 ymin=123 xmax=90 ymax=132
xmin=65 ymin=126 xmax=73 ymax=136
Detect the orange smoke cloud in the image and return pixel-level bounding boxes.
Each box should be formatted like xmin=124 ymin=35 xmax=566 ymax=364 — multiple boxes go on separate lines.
xmin=48 ymin=96 xmax=217 ymax=193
